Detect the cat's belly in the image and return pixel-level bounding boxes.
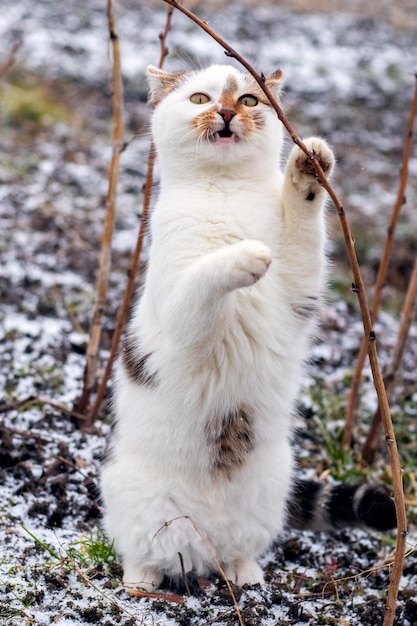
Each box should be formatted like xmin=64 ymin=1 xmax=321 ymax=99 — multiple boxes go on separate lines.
xmin=101 ymin=435 xmax=293 ymax=577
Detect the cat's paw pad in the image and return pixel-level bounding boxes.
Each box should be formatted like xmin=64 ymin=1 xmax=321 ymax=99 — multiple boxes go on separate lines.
xmin=287 ymin=137 xmax=335 ymax=200
xmin=233 ymin=240 xmax=272 ymax=288
xmin=223 ymin=559 xmax=265 ymax=586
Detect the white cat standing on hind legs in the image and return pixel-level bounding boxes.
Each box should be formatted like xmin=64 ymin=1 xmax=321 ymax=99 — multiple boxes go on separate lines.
xmin=101 ymin=64 xmax=394 ymax=591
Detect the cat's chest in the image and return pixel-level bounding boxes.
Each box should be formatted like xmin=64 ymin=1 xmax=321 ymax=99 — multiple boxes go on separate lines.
xmin=157 ymin=182 xmax=280 ymax=246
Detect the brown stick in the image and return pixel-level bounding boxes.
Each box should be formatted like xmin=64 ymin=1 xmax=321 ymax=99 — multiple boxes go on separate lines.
xmin=128 ymin=589 xmax=185 ymax=603
xmin=75 ymin=0 xmax=125 ymax=418
xmin=85 ymin=144 xmax=156 ymax=427
xmin=153 ymin=515 xmax=245 ymax=626
xmin=0 ymin=41 xmax=22 ymax=80
xmin=344 ymin=74 xmax=417 ymax=448
xmin=363 ymin=258 xmax=417 ymax=464
xmin=83 ymin=7 xmax=174 ymax=428
xmin=161 ymin=2 xmax=407 ymax=624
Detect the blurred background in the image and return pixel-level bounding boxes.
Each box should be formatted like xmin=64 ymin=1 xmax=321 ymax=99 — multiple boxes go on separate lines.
xmin=1 ymin=1 xmax=416 ymax=330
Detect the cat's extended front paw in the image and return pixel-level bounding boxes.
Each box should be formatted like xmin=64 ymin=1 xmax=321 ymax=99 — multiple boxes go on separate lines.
xmin=231 ymin=240 xmax=272 ymax=289
xmin=286 ymin=137 xmax=335 ymax=201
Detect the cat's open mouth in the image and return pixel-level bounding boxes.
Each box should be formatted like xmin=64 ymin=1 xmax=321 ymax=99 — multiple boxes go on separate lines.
xmin=213 ymin=128 xmax=238 ymax=144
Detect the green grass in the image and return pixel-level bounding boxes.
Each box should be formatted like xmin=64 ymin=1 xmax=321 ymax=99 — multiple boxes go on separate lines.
xmin=67 ymin=527 xmax=117 ymax=570
xmin=0 ymin=77 xmax=71 ymax=128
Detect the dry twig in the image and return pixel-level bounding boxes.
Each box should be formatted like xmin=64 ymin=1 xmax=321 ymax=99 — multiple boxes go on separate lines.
xmin=161 ymin=2 xmax=407 ymax=624
xmin=0 ymin=396 xmax=86 ymax=422
xmin=84 ymin=6 xmax=174 ymax=428
xmin=0 ymin=41 xmax=22 ymax=80
xmin=344 ymin=74 xmax=417 ymax=448
xmin=154 ymin=515 xmax=245 ymax=626
xmin=128 ymin=589 xmax=185 ymax=603
xmin=363 ymin=258 xmax=417 ymax=464
xmin=76 ymin=0 xmax=125 ymax=419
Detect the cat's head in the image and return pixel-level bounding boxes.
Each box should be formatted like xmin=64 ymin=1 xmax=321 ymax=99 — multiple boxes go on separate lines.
xmin=147 ymin=64 xmax=283 ymax=179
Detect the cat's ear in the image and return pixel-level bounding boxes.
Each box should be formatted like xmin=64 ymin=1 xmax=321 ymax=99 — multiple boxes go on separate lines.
xmin=265 ymin=69 xmax=284 ymax=97
xmin=146 ymin=65 xmax=189 ymax=106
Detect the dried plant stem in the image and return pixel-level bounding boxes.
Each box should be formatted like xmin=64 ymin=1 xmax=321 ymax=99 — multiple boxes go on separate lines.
xmin=344 ymin=74 xmax=417 ymax=449
xmin=363 ymin=258 xmax=417 ymax=464
xmin=85 ymin=144 xmax=156 ymax=426
xmin=76 ymin=0 xmax=125 ymax=418
xmin=154 ymin=515 xmax=245 ymax=626
xmin=0 ymin=396 xmax=86 ymax=421
xmin=0 ymin=41 xmax=22 ymax=80
xmin=128 ymin=589 xmax=185 ymax=603
xmin=83 ymin=7 xmax=174 ymax=428
xmin=162 ymin=2 xmax=407 ymax=623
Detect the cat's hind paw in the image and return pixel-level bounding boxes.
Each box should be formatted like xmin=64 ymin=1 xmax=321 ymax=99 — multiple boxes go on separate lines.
xmin=223 ymin=558 xmax=265 ymax=587
xmin=122 ymin=565 xmax=164 ymax=592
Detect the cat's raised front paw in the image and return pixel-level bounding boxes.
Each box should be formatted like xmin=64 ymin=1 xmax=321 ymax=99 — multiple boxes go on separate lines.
xmin=231 ymin=240 xmax=272 ymax=289
xmin=287 ymin=137 xmax=335 ymax=201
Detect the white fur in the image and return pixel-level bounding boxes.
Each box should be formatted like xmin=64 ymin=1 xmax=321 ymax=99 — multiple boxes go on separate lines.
xmin=101 ymin=65 xmax=335 ymax=590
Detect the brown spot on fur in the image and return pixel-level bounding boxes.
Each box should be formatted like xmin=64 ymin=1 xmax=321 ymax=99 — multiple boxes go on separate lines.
xmin=122 ymin=337 xmax=158 ymax=386
xmin=207 ymin=406 xmax=255 ymax=478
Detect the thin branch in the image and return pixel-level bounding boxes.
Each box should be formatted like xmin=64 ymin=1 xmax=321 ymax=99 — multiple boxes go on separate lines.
xmin=0 ymin=396 xmax=86 ymax=422
xmin=161 ymin=2 xmax=407 ymax=624
xmin=153 ymin=515 xmax=245 ymax=626
xmin=76 ymin=0 xmax=125 ymax=419
xmin=85 ymin=144 xmax=156 ymax=427
xmin=0 ymin=40 xmax=22 ymax=80
xmin=363 ymin=258 xmax=417 ymax=464
xmin=83 ymin=6 xmax=174 ymax=428
xmin=128 ymin=589 xmax=185 ymax=603
xmin=345 ymin=73 xmax=417 ymax=448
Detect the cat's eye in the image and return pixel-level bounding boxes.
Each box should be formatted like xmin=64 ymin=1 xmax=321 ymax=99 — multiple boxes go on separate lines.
xmin=190 ymin=93 xmax=210 ymax=105
xmin=239 ymin=94 xmax=258 ymax=107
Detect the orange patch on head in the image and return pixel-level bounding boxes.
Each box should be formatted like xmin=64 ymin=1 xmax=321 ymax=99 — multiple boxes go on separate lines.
xmin=218 ymin=75 xmax=239 ymax=114
xmin=191 ymin=107 xmax=219 ymax=140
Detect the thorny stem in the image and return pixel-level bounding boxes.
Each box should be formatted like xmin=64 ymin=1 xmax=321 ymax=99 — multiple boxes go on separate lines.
xmin=345 ymin=74 xmax=417 ymax=449
xmin=76 ymin=0 xmax=125 ymax=419
xmin=84 ymin=7 xmax=174 ymax=428
xmin=162 ymin=2 xmax=407 ymax=624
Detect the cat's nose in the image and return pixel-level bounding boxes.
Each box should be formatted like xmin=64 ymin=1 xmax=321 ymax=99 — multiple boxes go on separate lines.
xmin=219 ymin=109 xmax=235 ymax=123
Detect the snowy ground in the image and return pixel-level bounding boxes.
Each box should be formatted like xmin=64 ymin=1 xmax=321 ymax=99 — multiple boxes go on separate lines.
xmin=1 ymin=1 xmax=417 ymax=624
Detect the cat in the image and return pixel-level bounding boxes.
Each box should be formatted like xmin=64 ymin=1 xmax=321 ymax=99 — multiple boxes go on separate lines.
xmin=100 ymin=64 xmax=396 ymax=591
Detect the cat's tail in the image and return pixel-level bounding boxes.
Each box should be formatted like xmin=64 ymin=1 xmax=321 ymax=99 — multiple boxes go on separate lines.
xmin=286 ymin=479 xmax=396 ymax=532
